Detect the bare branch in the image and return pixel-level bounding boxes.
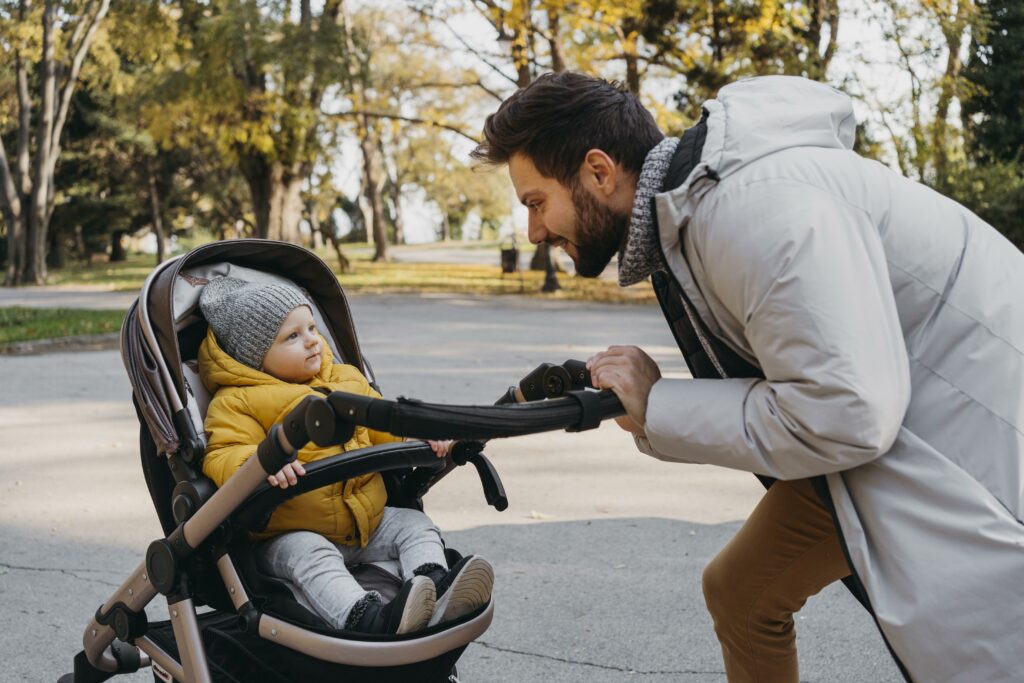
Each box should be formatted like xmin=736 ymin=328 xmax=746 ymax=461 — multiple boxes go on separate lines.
xmin=324 ymin=109 xmax=481 ymax=144
xmin=48 ymin=0 xmax=112 ymax=165
xmin=399 ymin=79 xmax=504 ymax=101
xmin=406 ymin=2 xmax=519 ymax=87
xmin=66 ymin=0 xmax=98 ymax=57
xmin=0 ymin=141 xmax=21 ymax=217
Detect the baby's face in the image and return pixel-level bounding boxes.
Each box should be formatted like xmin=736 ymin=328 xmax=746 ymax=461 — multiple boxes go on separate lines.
xmin=261 ymin=306 xmax=322 ymax=383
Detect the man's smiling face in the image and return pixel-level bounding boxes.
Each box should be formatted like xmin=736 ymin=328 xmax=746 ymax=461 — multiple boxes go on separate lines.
xmin=508 ymin=151 xmax=631 ymax=278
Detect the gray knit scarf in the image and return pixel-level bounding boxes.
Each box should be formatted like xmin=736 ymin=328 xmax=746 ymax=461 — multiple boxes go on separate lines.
xmin=617 ymin=136 xmax=680 ymax=287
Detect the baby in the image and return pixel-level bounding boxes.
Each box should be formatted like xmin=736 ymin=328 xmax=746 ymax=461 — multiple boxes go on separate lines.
xmin=198 ymin=275 xmax=493 ymax=635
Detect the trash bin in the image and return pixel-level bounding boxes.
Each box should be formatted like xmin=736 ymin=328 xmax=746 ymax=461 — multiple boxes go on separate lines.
xmin=500 ymin=239 xmax=519 ymax=274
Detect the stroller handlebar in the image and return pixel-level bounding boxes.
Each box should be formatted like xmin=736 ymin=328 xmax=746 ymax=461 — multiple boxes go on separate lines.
xmin=315 ymin=387 xmax=625 ymax=442
xmin=233 ymin=441 xmax=447 ymax=532
xmin=298 ymin=358 xmax=623 ymax=443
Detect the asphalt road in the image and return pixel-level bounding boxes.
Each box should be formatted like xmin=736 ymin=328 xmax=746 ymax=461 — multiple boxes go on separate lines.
xmin=0 ymin=293 xmax=901 ymax=682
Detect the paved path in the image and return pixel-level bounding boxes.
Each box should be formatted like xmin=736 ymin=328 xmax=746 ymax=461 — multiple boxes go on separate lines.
xmin=0 ymin=284 xmax=138 ymax=310
xmin=0 ymin=294 xmax=901 ymax=682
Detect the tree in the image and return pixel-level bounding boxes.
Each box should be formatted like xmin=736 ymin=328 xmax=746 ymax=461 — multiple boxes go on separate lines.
xmin=962 ymin=0 xmax=1023 ymax=161
xmin=397 ymin=125 xmax=509 ymax=241
xmin=631 ymin=0 xmax=839 ymax=119
xmin=145 ymin=0 xmax=348 ymax=244
xmin=330 ymin=2 xmax=496 ymax=260
xmin=847 ymin=1 xmax=981 ymax=191
xmin=457 ymin=0 xmax=562 ymax=288
xmin=959 ymin=0 xmax=1024 ymax=248
xmin=1 ymin=0 xmax=112 ymax=285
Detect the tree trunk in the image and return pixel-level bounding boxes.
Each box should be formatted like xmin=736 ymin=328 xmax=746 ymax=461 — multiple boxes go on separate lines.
xmin=377 ymin=136 xmax=405 ymax=245
xmin=359 ymin=124 xmax=388 ymax=262
xmin=547 ymin=9 xmax=565 ymax=72
xmin=25 ymin=2 xmax=58 ymax=285
xmin=1 ymin=141 xmax=24 ymax=283
xmin=323 ymin=213 xmax=351 ymax=273
xmin=506 ymin=9 xmax=558 ymax=289
xmin=240 ymin=156 xmax=305 ymax=243
xmin=512 ymin=0 xmax=532 ymax=89
xmin=110 ymin=230 xmax=127 ymax=262
xmin=440 ymin=213 xmax=451 ymax=242
xmin=243 ymin=157 xmax=272 ymax=239
xmin=530 ymin=242 xmax=552 ymax=270
xmin=147 ymin=160 xmax=166 ymax=263
xmin=2 ymin=0 xmax=109 ymax=285
xmin=268 ymin=162 xmax=304 ymax=243
xmin=48 ymin=227 xmax=67 ymax=268
xmin=73 ymin=224 xmax=86 ymax=261
xmin=933 ymin=1 xmax=971 ymax=194
xmin=622 ymin=18 xmax=641 ymax=94
xmin=388 ymin=182 xmax=405 ymax=245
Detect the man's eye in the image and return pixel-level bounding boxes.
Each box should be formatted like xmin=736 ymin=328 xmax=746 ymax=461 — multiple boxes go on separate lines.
xmin=288 ymin=332 xmax=298 ymax=340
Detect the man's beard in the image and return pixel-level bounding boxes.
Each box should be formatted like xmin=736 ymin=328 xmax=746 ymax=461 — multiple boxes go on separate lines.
xmin=563 ymin=180 xmax=630 ymax=278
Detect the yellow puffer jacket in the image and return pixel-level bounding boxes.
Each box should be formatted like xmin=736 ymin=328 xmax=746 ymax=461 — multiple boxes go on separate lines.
xmin=199 ymin=329 xmax=401 ymax=547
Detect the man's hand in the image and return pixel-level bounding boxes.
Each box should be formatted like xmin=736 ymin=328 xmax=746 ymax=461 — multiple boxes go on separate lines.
xmin=427 ymin=440 xmax=454 ymax=458
xmin=587 ymin=346 xmax=662 ymax=434
xmin=267 ymin=461 xmax=306 ymax=489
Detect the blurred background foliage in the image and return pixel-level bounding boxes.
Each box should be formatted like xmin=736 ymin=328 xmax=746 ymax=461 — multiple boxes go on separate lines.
xmin=1 ymin=0 xmax=1020 ymax=286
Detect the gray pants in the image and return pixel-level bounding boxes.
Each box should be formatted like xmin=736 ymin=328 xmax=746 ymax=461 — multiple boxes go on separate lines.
xmin=257 ymin=506 xmax=446 ymax=629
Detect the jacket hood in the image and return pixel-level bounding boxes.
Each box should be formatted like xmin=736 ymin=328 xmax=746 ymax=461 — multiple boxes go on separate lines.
xmin=653 ymin=76 xmax=859 ymax=253
xmin=703 ymin=75 xmax=857 ymax=181
xmin=198 ymin=327 xmax=335 ymax=393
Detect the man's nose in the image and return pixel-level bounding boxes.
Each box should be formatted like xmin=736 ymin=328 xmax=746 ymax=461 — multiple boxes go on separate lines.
xmin=527 ymin=215 xmax=548 ymax=245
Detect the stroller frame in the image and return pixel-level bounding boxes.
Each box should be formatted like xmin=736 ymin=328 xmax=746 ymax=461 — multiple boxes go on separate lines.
xmin=63 ymin=241 xmax=498 ymax=683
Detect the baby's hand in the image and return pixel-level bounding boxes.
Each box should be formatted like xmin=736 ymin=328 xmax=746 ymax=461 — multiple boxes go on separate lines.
xmin=427 ymin=440 xmax=454 ymax=458
xmin=267 ymin=461 xmax=306 ymax=489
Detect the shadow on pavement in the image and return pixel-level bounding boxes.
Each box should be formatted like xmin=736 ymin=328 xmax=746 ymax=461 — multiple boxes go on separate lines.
xmin=3 ymin=517 xmax=903 ymax=683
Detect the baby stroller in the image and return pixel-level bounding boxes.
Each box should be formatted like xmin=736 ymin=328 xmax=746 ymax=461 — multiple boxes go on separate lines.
xmin=60 ymin=239 xmax=624 ymax=683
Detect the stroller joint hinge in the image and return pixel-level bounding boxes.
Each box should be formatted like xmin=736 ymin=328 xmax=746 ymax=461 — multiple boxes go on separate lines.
xmin=94 ymin=602 xmax=149 ymax=644
xmin=146 ymin=538 xmax=186 ymax=595
xmin=238 ymin=605 xmax=261 ymax=635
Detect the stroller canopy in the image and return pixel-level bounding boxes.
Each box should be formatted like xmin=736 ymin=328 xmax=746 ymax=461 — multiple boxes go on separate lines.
xmin=122 ymin=239 xmax=367 ymax=457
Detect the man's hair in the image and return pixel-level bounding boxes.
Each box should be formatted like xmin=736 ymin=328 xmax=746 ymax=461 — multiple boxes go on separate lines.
xmin=471 ymin=71 xmax=664 ymax=184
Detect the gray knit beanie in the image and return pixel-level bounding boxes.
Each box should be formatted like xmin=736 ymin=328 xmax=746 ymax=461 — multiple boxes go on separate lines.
xmin=198 ymin=276 xmax=310 ymax=370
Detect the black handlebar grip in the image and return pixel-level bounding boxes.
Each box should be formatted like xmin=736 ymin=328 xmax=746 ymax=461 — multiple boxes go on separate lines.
xmin=281 ymin=396 xmax=316 ymax=452
xmin=326 ymin=392 xmax=391 ymax=432
xmin=257 ymin=424 xmax=297 ymax=474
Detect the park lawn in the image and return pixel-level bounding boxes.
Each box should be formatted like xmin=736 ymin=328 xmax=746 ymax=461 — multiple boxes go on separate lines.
xmin=45 ymin=253 xmax=656 ymax=303
xmin=336 ymin=260 xmax=655 ymax=303
xmin=0 ymin=307 xmax=125 ymax=344
xmin=47 ymin=256 xmax=157 ymax=290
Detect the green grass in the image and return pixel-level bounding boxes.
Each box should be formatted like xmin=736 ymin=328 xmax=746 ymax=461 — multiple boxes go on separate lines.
xmin=336 ymin=260 xmax=654 ymax=303
xmin=0 ymin=307 xmax=125 ymax=344
xmin=47 ymin=256 xmax=157 ymax=290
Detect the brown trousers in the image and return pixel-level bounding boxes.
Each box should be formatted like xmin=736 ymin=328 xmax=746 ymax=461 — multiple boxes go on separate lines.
xmin=702 ymin=478 xmax=852 ymax=683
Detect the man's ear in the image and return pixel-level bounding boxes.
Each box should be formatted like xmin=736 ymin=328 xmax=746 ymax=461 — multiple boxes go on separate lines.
xmin=580 ymin=149 xmax=618 ymax=198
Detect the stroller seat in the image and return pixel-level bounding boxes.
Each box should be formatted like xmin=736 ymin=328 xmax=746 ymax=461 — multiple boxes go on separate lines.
xmin=61 ymin=241 xmax=498 ymax=683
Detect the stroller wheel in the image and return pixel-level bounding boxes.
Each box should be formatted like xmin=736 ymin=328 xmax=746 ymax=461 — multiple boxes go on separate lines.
xmin=56 ymin=676 xmax=74 ymax=683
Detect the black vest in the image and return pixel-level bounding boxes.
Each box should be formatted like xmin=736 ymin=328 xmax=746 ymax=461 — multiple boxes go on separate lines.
xmin=650 ymin=115 xmax=763 ymax=382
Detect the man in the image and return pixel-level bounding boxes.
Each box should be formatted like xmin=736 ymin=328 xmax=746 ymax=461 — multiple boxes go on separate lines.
xmin=472 ymin=72 xmax=1024 ymax=682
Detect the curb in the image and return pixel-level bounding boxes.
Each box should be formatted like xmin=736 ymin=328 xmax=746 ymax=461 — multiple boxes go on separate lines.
xmin=0 ymin=332 xmax=120 ymax=356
